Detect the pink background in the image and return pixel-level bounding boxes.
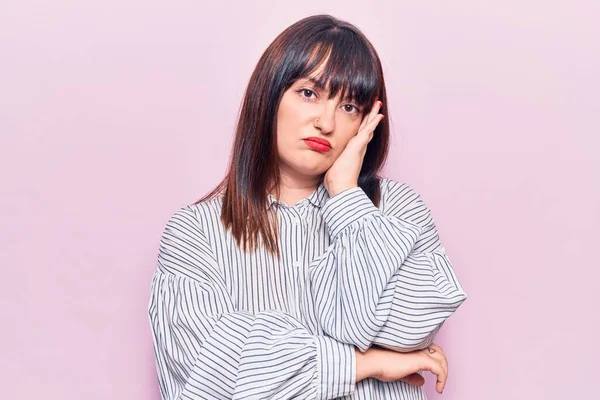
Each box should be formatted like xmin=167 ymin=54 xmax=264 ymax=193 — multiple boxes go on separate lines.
xmin=2 ymin=1 xmax=599 ymax=399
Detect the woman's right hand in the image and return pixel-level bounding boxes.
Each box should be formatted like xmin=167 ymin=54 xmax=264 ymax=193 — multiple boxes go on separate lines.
xmin=356 ymin=343 xmax=449 ymax=394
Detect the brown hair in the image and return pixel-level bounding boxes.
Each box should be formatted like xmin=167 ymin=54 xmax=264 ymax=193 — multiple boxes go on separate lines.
xmin=197 ymin=14 xmax=390 ymax=255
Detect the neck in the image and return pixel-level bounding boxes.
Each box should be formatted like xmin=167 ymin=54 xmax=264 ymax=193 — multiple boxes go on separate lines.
xmin=272 ymin=166 xmax=321 ymax=206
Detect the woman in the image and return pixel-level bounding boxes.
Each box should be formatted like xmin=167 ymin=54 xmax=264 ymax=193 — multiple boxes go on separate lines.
xmin=148 ymin=14 xmax=467 ymax=400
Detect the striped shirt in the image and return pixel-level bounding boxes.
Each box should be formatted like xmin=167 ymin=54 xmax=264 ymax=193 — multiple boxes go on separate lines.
xmin=148 ymin=177 xmax=467 ymax=399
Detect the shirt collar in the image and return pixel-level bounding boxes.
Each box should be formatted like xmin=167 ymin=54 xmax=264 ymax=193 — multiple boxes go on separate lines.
xmin=267 ymin=181 xmax=329 ymax=209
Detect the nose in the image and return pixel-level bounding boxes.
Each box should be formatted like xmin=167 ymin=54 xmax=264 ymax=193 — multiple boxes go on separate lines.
xmin=314 ymin=101 xmax=336 ymax=135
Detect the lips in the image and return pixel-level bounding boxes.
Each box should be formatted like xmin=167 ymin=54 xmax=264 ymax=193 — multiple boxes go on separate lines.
xmin=304 ymin=137 xmax=331 ymax=149
xmin=304 ymin=140 xmax=330 ymax=152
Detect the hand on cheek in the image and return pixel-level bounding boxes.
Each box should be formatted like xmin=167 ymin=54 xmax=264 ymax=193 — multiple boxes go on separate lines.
xmin=324 ymin=99 xmax=385 ymax=197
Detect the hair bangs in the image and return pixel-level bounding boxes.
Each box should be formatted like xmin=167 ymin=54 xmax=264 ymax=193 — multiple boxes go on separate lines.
xmin=294 ymin=30 xmax=380 ymax=109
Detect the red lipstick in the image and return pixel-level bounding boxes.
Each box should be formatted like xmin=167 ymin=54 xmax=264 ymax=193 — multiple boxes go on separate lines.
xmin=304 ymin=137 xmax=331 ymax=153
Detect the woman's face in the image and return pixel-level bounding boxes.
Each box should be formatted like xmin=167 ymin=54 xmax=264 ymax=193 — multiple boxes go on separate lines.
xmin=275 ymin=74 xmax=365 ymax=180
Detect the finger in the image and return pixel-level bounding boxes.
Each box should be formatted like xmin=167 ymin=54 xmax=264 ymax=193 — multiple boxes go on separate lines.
xmin=441 ymin=353 xmax=448 ymax=379
xmin=436 ymin=371 xmax=447 ymax=394
xmin=358 ymin=99 xmax=381 ymax=131
xmin=360 ymin=98 xmax=382 ymax=125
xmin=400 ymin=372 xmax=425 ymax=387
xmin=359 ymin=108 xmax=384 ymax=137
xmin=426 ymin=344 xmax=448 ymax=379
xmin=435 ymin=363 xmax=447 ymax=394
xmin=361 ymin=113 xmax=384 ymax=143
xmin=348 ymin=113 xmax=384 ymax=151
xmin=422 ymin=361 xmax=447 ymax=394
xmin=442 ymin=353 xmax=449 ymax=391
xmin=365 ymin=99 xmax=383 ymax=128
xmin=368 ymin=98 xmax=382 ymax=119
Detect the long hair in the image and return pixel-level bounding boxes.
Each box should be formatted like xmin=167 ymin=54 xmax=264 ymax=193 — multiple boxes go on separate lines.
xmin=197 ymin=14 xmax=390 ymax=255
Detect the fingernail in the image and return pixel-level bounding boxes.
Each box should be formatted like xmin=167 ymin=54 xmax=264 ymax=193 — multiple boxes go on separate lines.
xmin=376 ymin=96 xmax=379 ymax=102
xmin=379 ymin=101 xmax=383 ymax=107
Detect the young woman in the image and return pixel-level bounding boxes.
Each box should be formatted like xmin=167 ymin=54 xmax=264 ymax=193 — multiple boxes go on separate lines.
xmin=148 ymin=14 xmax=467 ymax=400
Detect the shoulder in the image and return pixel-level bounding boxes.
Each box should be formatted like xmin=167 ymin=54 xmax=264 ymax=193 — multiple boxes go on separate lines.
xmin=188 ymin=194 xmax=224 ymax=226
xmin=163 ymin=205 xmax=200 ymax=237
xmin=163 ymin=195 xmax=224 ymax=238
xmin=158 ymin=202 xmax=221 ymax=280
xmin=378 ymin=177 xmax=435 ymax=228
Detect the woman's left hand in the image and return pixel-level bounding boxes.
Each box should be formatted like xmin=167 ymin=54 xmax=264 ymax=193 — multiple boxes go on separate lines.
xmin=324 ymin=99 xmax=384 ymax=197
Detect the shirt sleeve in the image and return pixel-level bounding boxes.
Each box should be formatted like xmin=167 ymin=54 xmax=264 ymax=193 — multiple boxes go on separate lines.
xmin=148 ymin=207 xmax=355 ymax=400
xmin=307 ymin=179 xmax=467 ymax=353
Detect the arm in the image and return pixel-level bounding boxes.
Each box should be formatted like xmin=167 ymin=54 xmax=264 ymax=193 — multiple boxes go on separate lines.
xmin=308 ymin=179 xmax=467 ymax=352
xmin=148 ymin=207 xmax=355 ymax=400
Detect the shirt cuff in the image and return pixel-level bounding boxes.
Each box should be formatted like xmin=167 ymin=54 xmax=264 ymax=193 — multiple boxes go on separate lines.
xmin=321 ymin=187 xmax=381 ymax=239
xmin=314 ymin=336 xmax=356 ymax=400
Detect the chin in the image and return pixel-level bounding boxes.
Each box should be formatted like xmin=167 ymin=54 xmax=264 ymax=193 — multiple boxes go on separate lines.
xmin=279 ymin=151 xmax=333 ymax=177
xmin=290 ymin=161 xmax=330 ymax=177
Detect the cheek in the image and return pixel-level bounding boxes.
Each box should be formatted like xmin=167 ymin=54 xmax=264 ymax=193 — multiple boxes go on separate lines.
xmin=276 ymin=106 xmax=303 ymax=143
xmin=336 ymin=120 xmax=362 ymax=147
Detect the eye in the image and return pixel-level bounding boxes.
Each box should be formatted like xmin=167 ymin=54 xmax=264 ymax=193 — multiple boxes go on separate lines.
xmin=342 ymin=103 xmax=361 ymax=114
xmin=298 ymin=88 xmax=317 ymax=99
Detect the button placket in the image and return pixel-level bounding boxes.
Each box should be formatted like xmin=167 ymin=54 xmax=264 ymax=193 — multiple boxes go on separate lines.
xmin=290 ymin=207 xmax=304 ymax=317
xmin=290 ymin=209 xmax=302 ymax=262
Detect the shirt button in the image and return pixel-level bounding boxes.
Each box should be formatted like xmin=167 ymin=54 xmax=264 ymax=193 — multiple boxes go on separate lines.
xmin=293 ymin=261 xmax=300 ymax=268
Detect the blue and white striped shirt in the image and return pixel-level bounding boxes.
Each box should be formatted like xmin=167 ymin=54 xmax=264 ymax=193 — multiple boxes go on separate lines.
xmin=148 ymin=177 xmax=467 ymax=399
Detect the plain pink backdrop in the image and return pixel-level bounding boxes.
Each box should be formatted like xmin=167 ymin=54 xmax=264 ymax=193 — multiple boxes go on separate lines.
xmin=1 ymin=1 xmax=599 ymax=399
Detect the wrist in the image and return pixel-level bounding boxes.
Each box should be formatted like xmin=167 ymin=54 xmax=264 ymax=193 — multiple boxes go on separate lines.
xmin=327 ymin=183 xmax=358 ymax=198
xmin=355 ymin=347 xmax=382 ymax=382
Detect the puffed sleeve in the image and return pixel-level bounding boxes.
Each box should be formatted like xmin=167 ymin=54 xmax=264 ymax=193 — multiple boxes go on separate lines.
xmin=148 ymin=206 xmax=356 ymax=399
xmin=307 ymin=179 xmax=467 ymax=352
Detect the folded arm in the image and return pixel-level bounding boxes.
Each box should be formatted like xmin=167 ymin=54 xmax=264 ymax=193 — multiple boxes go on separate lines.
xmin=308 ymin=180 xmax=467 ymax=352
